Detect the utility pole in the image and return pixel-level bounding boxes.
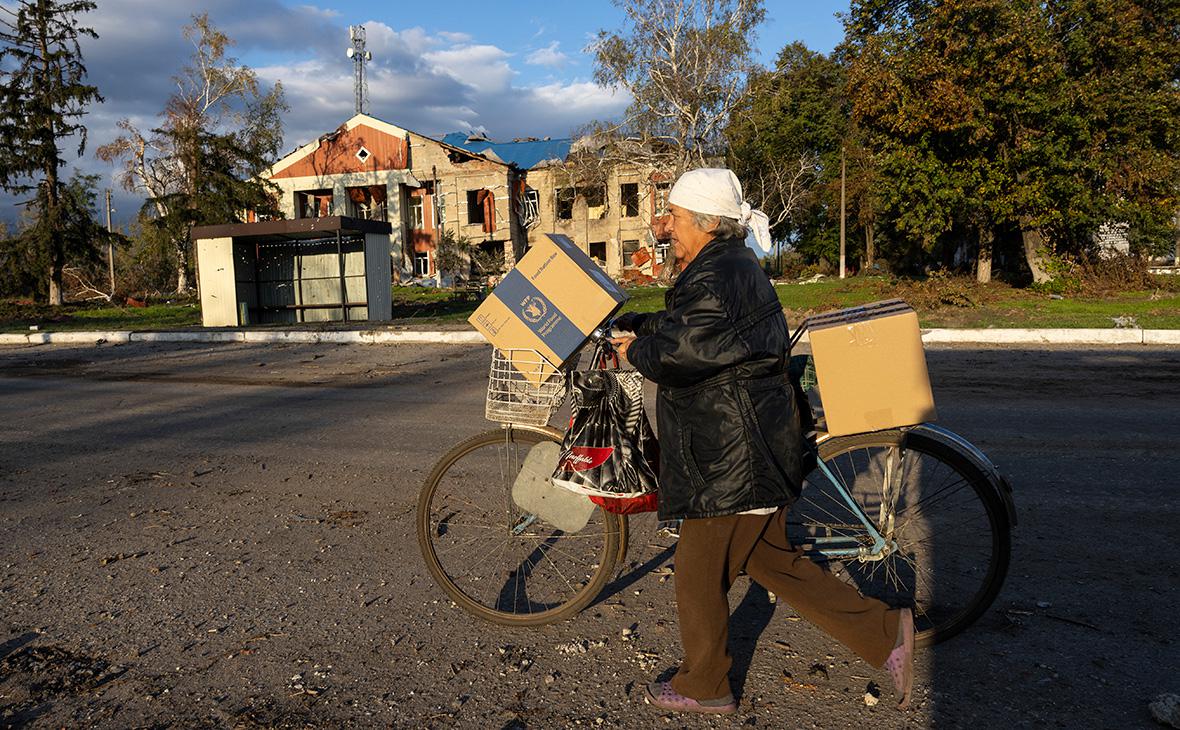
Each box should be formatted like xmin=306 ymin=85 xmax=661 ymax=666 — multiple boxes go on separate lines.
xmin=839 ymin=146 xmax=847 ymax=279
xmin=105 ymin=188 xmax=115 ymax=295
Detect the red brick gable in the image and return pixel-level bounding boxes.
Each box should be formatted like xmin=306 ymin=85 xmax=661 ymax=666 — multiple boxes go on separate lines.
xmin=271 ymin=123 xmax=408 ymax=179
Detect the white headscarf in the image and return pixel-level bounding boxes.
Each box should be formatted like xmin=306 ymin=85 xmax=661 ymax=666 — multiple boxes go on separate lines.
xmin=668 ymin=168 xmax=773 ymax=256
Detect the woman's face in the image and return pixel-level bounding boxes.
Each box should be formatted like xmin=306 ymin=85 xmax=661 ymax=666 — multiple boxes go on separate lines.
xmin=669 ymin=204 xmax=714 ymax=266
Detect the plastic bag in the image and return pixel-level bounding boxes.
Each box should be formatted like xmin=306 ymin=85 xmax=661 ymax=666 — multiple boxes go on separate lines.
xmin=551 ymin=369 xmax=659 ymax=502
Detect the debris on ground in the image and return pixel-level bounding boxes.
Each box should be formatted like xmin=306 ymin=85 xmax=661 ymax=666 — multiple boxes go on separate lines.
xmin=864 ymin=682 xmax=881 ymax=706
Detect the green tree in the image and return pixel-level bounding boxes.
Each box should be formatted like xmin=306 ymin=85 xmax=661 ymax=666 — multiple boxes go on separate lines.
xmin=0 ymin=173 xmax=114 ymax=299
xmin=1050 ymin=0 xmax=1180 ymax=256
xmin=728 ymin=44 xmax=837 ymax=259
xmin=0 ymin=0 xmax=103 ymax=303
xmin=592 ymin=0 xmax=766 ymax=172
xmin=844 ymin=0 xmax=1179 ymax=283
xmin=98 ymin=13 xmax=286 ymax=294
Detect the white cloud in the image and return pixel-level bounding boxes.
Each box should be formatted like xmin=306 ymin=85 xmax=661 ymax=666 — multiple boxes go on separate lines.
xmin=527 ymin=80 xmax=626 ymax=114
xmin=526 ymin=41 xmax=569 ymax=68
xmin=297 ymin=4 xmax=340 ymax=19
xmin=423 ymin=44 xmax=516 ymax=93
xmin=1 ymin=0 xmax=629 ymax=223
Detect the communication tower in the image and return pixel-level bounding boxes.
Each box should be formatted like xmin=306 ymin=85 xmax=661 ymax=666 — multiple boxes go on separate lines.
xmin=346 ymin=25 xmax=372 ymax=114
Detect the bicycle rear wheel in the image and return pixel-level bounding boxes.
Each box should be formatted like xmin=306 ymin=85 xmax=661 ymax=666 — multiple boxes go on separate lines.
xmin=417 ymin=427 xmax=627 ymax=626
xmin=788 ymin=429 xmax=1010 ymax=646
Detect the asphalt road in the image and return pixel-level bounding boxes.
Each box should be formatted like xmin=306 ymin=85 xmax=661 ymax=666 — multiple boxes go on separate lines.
xmin=0 ymin=342 xmax=1177 ymax=729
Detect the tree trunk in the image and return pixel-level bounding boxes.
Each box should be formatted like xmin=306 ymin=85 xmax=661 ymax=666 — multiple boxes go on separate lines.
xmin=865 ymin=223 xmax=875 ymax=270
xmin=1019 ymin=218 xmax=1051 ymax=283
xmin=976 ymin=227 xmax=993 ymax=283
xmin=175 ymin=237 xmax=190 ymax=293
xmin=48 ymin=261 xmax=64 ymax=305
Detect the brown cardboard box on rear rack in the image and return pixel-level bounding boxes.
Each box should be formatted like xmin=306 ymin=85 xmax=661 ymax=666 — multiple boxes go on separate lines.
xmin=806 ymin=299 xmax=937 ymax=437
xmin=469 ymin=233 xmax=628 ymax=384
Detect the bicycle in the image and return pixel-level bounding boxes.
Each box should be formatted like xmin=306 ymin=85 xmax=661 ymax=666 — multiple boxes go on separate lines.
xmin=416 ymin=322 xmax=1016 ymax=647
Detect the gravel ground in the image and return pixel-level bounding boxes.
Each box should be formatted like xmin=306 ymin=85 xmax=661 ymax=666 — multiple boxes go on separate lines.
xmin=0 ymin=342 xmax=1177 ymax=729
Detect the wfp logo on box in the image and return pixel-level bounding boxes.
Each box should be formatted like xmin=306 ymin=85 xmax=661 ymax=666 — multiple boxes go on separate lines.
xmin=520 ymin=295 xmax=547 ymax=324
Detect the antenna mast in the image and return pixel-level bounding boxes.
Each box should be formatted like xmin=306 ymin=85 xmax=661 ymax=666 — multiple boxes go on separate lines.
xmin=347 ymin=25 xmax=372 ymax=114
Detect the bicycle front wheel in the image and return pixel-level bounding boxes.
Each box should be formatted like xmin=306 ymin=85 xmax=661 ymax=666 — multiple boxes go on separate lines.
xmin=417 ymin=427 xmax=627 ymax=626
xmin=788 ymin=428 xmax=1011 ymax=646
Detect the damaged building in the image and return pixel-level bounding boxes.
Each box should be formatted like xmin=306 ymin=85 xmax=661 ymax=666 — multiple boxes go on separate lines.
xmin=262 ymin=113 xmax=671 ymax=283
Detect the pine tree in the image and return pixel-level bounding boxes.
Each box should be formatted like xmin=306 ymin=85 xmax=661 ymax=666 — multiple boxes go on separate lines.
xmin=0 ymin=0 xmax=103 ymax=304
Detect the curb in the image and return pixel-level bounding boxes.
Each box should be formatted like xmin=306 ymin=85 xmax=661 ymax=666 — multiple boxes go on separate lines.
xmin=0 ymin=327 xmax=1175 ymax=347
xmin=918 ymin=328 xmax=1159 ymax=345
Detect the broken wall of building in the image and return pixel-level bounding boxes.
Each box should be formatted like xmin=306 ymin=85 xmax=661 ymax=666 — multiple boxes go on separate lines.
xmin=524 ymin=163 xmax=667 ymax=280
xmin=405 ymin=132 xmax=523 ymax=278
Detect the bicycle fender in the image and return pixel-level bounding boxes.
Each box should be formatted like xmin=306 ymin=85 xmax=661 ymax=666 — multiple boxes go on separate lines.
xmin=906 ymin=423 xmax=1017 ymax=528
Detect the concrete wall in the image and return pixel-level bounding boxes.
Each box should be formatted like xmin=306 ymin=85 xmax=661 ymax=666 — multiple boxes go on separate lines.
xmin=268 ymin=169 xmax=412 ymax=276
xmin=523 ymin=164 xmax=664 ymax=278
xmin=196 ymin=236 xmax=240 ymax=327
xmin=405 ymin=132 xmax=524 ymax=273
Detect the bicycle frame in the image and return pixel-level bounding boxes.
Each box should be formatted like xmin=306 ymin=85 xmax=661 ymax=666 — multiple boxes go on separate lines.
xmin=799 ymin=441 xmax=897 ymax=563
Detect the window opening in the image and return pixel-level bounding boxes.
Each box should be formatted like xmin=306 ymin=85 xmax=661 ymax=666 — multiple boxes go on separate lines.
xmin=585 ymin=186 xmax=606 ymax=219
xmin=519 ymin=187 xmax=540 ymax=228
xmin=355 ymin=146 xmax=371 ymax=163
xmin=653 ymin=182 xmax=671 ymax=216
xmin=296 ymin=189 xmax=333 ymax=219
xmin=346 ymin=185 xmax=387 ymax=221
xmin=408 ymin=195 xmax=424 ymax=229
xmin=556 ymin=187 xmax=575 ymax=220
xmin=620 ymin=182 xmax=639 ymax=217
xmin=623 ymin=239 xmax=641 ymax=259
xmin=414 ymin=251 xmax=430 ymax=277
xmin=467 ymin=189 xmax=485 ymax=225
xmin=589 ymin=241 xmax=607 ymax=262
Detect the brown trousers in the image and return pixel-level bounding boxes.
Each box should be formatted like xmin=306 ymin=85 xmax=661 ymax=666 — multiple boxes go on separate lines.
xmin=670 ymin=507 xmax=901 ymax=701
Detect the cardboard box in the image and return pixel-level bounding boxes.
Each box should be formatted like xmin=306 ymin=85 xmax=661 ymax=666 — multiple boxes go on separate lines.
xmin=806 ymin=299 xmax=936 ymax=436
xmin=469 ymin=233 xmax=628 ymax=383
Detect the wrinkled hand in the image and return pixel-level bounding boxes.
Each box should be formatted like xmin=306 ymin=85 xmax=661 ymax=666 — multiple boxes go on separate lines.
xmin=610 ymin=336 xmax=636 ymax=363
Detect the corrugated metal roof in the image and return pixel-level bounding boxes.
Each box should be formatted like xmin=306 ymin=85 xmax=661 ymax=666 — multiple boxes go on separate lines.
xmin=437 ymin=132 xmax=571 ymax=170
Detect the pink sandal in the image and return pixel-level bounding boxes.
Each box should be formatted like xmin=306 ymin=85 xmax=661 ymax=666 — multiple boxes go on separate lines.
xmin=643 ymin=681 xmax=737 ymax=715
xmin=884 ymin=608 xmax=915 ymax=709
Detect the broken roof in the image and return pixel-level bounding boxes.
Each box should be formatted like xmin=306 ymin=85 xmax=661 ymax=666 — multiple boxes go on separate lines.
xmin=439 ymin=132 xmax=572 ymax=171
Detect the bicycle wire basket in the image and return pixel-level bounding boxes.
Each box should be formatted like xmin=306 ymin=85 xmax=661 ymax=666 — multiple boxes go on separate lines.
xmin=485 ymin=348 xmax=568 ymax=426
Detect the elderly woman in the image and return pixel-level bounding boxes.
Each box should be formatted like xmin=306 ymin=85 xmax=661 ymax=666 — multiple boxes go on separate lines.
xmin=611 ymin=169 xmax=914 ymax=715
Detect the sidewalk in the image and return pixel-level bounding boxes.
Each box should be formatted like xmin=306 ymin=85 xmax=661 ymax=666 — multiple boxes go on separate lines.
xmin=1 ymin=326 xmax=1178 ymax=346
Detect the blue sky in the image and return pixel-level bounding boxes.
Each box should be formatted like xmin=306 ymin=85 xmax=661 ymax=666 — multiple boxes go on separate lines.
xmin=2 ymin=0 xmax=851 ymax=223
xmin=261 ymin=1 xmax=848 ymax=87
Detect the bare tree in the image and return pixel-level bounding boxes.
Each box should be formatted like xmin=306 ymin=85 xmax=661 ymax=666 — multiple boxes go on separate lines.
xmin=742 ymin=153 xmax=819 ymax=231
xmin=98 ymin=13 xmax=285 ymax=294
xmin=591 ymin=0 xmax=765 ymax=174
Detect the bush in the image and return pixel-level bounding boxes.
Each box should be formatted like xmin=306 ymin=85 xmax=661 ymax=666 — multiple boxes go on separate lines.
xmin=1032 ymin=250 xmax=1171 ymax=297
xmin=885 ymin=270 xmax=979 ymax=308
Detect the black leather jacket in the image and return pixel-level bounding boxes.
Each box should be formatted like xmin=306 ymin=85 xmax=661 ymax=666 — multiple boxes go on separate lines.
xmin=627 ymin=236 xmax=806 ymax=520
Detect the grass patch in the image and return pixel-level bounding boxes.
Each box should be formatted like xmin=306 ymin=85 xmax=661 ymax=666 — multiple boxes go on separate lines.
xmin=0 ymin=299 xmax=201 ymax=334
xmin=390 ymin=286 xmax=483 ymax=323
xmin=4 ymin=277 xmax=1178 ymax=333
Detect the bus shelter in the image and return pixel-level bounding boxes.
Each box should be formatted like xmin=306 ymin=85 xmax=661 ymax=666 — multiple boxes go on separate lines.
xmin=193 ymin=217 xmax=393 ymax=327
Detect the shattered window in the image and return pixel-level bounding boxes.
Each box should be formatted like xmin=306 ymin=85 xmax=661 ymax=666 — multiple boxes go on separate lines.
xmin=589 ymin=241 xmax=607 ymax=262
xmin=585 ymin=186 xmax=606 ymax=219
xmin=620 ymin=183 xmax=639 ymax=217
xmin=653 ymin=182 xmax=671 ymax=216
xmin=556 ymin=188 xmax=575 ymax=220
xmin=467 ymin=190 xmax=485 ymax=225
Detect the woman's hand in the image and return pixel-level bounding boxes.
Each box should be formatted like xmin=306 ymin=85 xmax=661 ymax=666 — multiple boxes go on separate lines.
xmin=610 ymin=336 xmax=636 ymax=363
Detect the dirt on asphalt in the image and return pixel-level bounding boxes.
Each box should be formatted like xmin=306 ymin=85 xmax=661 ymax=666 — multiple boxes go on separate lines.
xmin=0 ymin=341 xmax=1177 ymax=728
